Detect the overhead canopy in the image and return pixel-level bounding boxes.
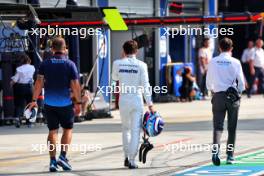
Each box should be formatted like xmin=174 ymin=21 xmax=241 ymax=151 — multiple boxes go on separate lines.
xmin=0 ymin=4 xmax=263 ymax=29
xmin=0 ymin=3 xmax=38 ymax=21
xmin=35 ymin=7 xmax=104 ymax=22
xmin=39 ymin=11 xmax=264 ymax=28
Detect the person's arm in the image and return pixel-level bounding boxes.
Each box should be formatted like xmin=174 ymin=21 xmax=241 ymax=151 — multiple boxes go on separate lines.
xmin=71 ymin=79 xmax=82 ymax=115
xmin=71 ymin=79 xmax=81 ymax=103
xmin=28 ymin=61 xmax=46 ymax=109
xmin=200 ymin=57 xmax=207 ymax=70
xmin=69 ymin=62 xmax=81 ymax=115
xmin=249 ymin=59 xmax=255 ymax=75
xmin=206 ymin=62 xmax=213 ymax=93
xmin=28 ymin=74 xmax=44 ymax=109
xmin=237 ymin=63 xmax=246 ymax=93
xmin=248 ymin=49 xmax=255 ymax=75
xmin=140 ymin=63 xmax=154 ymax=113
xmin=186 ymin=73 xmax=196 ymax=82
xmin=32 ymin=75 xmax=44 ymax=100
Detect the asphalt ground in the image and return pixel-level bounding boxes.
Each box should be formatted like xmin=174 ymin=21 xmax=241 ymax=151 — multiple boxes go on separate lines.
xmin=0 ymin=95 xmax=263 ymax=176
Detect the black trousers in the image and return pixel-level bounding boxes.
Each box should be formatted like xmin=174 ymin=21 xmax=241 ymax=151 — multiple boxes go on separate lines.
xmin=199 ymin=73 xmax=207 ymax=97
xmin=242 ymin=63 xmax=254 ymax=96
xmin=248 ymin=67 xmax=264 ymax=95
xmin=13 ymin=83 xmax=33 ymax=117
xmin=179 ymin=86 xmax=192 ymax=99
xmin=211 ymin=92 xmax=240 ymax=156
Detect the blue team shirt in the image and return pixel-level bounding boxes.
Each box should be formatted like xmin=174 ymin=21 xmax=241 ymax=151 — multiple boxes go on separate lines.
xmin=38 ymin=54 xmax=79 ymax=107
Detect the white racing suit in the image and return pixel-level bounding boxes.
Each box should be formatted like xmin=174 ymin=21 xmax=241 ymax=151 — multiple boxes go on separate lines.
xmin=112 ymin=55 xmax=153 ymax=163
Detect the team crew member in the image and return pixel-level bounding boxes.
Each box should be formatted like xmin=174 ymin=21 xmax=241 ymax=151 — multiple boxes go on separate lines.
xmin=206 ymin=38 xmax=245 ymax=166
xmin=178 ymin=66 xmax=195 ymax=102
xmin=112 ymin=40 xmax=154 ymax=169
xmin=241 ymin=40 xmax=254 ymax=97
xmin=28 ymin=37 xmax=81 ymax=172
xmin=198 ymin=38 xmax=212 ymax=98
xmin=11 ymin=54 xmax=35 ymax=118
xmin=248 ymin=39 xmax=264 ymax=95
xmin=198 ymin=37 xmax=212 ymax=98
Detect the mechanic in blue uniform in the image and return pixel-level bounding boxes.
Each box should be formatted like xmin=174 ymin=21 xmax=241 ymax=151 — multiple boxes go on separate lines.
xmin=28 ymin=37 xmax=81 ymax=172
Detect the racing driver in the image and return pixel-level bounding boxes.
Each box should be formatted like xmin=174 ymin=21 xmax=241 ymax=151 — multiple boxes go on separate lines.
xmin=112 ymin=40 xmax=154 ymax=169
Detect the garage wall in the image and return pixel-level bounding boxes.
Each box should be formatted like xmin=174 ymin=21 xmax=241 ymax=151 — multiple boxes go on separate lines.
xmin=111 ymin=30 xmax=144 ymax=62
xmin=39 ymin=0 xmax=91 ymax=7
xmin=109 ymin=0 xmax=154 ymax=16
xmin=109 ymin=0 xmax=154 ymax=64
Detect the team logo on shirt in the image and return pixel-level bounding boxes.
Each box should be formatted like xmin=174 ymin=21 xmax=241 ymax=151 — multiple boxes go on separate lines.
xmin=217 ymin=60 xmax=231 ymax=66
xmin=119 ymin=69 xmax=138 ymax=73
xmin=51 ymin=59 xmax=65 ymax=64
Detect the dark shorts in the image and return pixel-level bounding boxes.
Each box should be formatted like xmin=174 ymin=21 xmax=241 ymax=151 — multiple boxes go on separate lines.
xmin=44 ymin=104 xmax=74 ymax=131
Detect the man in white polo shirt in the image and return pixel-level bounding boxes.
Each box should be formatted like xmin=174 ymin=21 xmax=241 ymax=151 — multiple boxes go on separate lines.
xmin=249 ymin=38 xmax=264 ymax=95
xmin=198 ymin=37 xmax=212 ymax=98
xmin=241 ymin=40 xmax=254 ymax=97
xmin=206 ymin=38 xmax=245 ymax=166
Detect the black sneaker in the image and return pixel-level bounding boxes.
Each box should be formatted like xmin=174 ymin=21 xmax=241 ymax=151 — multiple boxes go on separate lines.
xmin=49 ymin=160 xmax=58 ymax=172
xmin=226 ymin=155 xmax=235 ymax=164
xmin=124 ymin=157 xmax=129 ymax=167
xmin=57 ymin=155 xmax=72 ymax=171
xmin=128 ymin=162 xmax=138 ymax=169
xmin=212 ymin=153 xmax=221 ymax=166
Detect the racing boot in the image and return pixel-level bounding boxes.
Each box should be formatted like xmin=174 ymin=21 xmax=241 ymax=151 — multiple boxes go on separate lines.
xmin=124 ymin=157 xmax=129 ymax=167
